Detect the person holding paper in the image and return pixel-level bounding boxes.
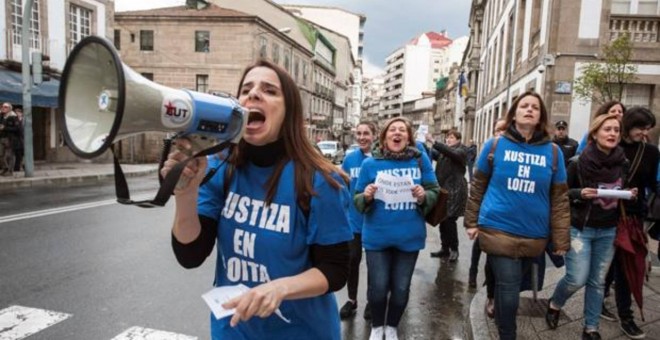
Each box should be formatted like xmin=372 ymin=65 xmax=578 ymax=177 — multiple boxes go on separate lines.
xmin=545 ymin=113 xmax=636 ymax=340
xmin=338 ymin=121 xmax=377 ymax=321
xmin=464 ymin=91 xmax=570 ymax=340
xmin=161 ymin=60 xmax=353 ymax=340
xmin=354 ymin=117 xmax=439 ymax=340
xmin=426 ymin=129 xmax=468 ymax=263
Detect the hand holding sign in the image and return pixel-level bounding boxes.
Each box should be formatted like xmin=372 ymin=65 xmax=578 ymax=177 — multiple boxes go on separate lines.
xmin=373 ymin=173 xmax=416 ymax=204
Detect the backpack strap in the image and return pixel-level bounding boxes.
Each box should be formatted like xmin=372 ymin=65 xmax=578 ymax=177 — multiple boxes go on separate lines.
xmin=551 ymin=143 xmax=558 ymax=173
xmin=487 ymin=136 xmax=500 ymax=169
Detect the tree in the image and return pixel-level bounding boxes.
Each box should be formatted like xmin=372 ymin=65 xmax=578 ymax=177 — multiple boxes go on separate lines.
xmin=573 ymin=34 xmax=637 ymax=105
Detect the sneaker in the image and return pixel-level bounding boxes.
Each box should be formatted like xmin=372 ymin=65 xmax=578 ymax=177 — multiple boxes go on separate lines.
xmin=430 ymin=248 xmax=450 ymax=258
xmin=582 ymin=330 xmax=602 ymax=340
xmin=600 ymin=303 xmax=617 ymax=322
xmin=448 ymin=249 xmax=459 ymax=262
xmin=545 ymin=300 xmax=560 ymax=330
xmin=620 ymin=319 xmax=645 ymax=339
xmin=339 ymin=301 xmax=357 ymax=319
xmin=369 ymin=326 xmax=384 ymax=340
xmin=384 ymin=326 xmax=398 ymax=340
xmin=363 ymin=302 xmax=372 ymax=320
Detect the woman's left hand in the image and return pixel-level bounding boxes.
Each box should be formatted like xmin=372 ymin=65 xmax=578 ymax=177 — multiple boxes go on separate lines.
xmin=553 ymin=250 xmax=567 ymax=256
xmin=412 ymin=185 xmax=425 ymax=204
xmin=223 ymin=281 xmax=288 ymax=327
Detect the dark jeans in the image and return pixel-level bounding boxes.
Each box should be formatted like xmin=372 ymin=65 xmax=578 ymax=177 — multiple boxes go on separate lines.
xmin=439 ymin=216 xmax=459 ymax=251
xmin=366 ymin=248 xmax=419 ymax=328
xmin=347 ymin=233 xmax=362 ymax=301
xmin=488 ymin=254 xmax=534 ymax=340
xmin=469 ymin=238 xmax=494 ymax=298
xmin=13 ymin=148 xmax=23 ymax=172
xmin=605 ymin=249 xmax=634 ymax=320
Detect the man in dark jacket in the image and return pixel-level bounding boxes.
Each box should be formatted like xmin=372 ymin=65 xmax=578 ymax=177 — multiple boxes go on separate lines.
xmin=466 ymin=140 xmax=477 ymax=182
xmin=553 ymin=120 xmax=578 ymax=165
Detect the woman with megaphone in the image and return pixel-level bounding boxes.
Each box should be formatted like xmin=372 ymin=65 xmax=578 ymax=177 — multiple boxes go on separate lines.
xmin=161 ymin=60 xmax=353 ymax=340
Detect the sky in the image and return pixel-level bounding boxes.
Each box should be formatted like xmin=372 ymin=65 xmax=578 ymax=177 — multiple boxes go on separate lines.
xmin=114 ymin=0 xmax=472 ymax=77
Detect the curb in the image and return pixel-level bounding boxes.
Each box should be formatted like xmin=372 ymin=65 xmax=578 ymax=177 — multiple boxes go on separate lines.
xmin=0 ymin=167 xmax=159 ymax=192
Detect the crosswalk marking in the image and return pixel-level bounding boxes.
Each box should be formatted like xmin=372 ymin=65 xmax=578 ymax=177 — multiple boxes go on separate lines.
xmin=111 ymin=327 xmax=197 ymax=340
xmin=0 ymin=305 xmax=71 ymax=340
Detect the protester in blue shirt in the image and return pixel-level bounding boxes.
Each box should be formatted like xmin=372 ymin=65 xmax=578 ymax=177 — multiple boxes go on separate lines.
xmin=338 ymin=121 xmax=376 ymax=320
xmin=161 ymin=60 xmax=353 ymax=340
xmin=576 ymin=101 xmax=626 ymax=155
xmin=354 ymin=117 xmax=439 ymax=340
xmin=464 ymin=91 xmax=570 ymax=340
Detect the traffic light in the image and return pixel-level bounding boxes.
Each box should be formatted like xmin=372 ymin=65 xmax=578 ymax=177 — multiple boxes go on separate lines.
xmin=31 ymin=52 xmax=50 ymax=85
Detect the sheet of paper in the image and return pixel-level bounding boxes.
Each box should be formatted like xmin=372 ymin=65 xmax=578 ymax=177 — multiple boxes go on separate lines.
xmin=415 ymin=124 xmax=429 ymax=143
xmin=596 ymin=189 xmax=633 ymax=200
xmin=201 ymin=284 xmax=291 ymax=323
xmin=374 ymin=172 xmax=416 ymax=204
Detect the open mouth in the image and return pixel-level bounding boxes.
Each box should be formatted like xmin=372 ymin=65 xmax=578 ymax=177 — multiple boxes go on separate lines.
xmin=247 ymin=109 xmax=265 ymax=127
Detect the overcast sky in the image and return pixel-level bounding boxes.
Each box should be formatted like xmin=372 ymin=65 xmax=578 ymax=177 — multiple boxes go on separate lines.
xmin=114 ymin=0 xmax=471 ymax=77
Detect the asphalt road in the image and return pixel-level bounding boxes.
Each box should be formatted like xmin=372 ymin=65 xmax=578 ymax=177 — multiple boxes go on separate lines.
xmin=0 ymin=178 xmax=479 ymax=340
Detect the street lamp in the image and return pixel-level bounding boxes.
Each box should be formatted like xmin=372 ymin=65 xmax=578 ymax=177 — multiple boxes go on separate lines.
xmin=21 ymin=0 xmax=35 ymax=177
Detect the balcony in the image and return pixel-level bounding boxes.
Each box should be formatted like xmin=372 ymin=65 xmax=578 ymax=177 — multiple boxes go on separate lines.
xmin=609 ymin=14 xmax=659 ymax=43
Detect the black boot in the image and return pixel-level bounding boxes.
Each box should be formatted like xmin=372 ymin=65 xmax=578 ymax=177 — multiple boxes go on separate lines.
xmin=430 ymin=247 xmax=450 ymax=258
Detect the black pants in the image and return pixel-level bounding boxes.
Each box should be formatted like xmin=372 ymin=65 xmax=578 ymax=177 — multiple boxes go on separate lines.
xmin=470 ymin=238 xmax=494 ymax=298
xmin=13 ymin=148 xmax=23 ymax=172
xmin=347 ymin=233 xmax=362 ymax=301
xmin=439 ymin=216 xmax=459 ymax=250
xmin=604 ymin=250 xmax=634 ymax=320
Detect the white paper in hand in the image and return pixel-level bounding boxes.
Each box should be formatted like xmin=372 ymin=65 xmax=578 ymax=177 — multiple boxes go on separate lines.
xmin=201 ymin=284 xmax=292 ymax=323
xmin=596 ymin=189 xmax=633 ymax=200
xmin=202 ymin=284 xmax=250 ymax=320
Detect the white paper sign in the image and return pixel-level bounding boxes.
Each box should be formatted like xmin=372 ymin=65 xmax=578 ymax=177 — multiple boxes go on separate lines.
xmin=201 ymin=284 xmax=291 ymax=323
xmin=416 ymin=124 xmax=429 ymax=143
xmin=374 ymin=173 xmax=416 ymax=204
xmin=596 ymin=189 xmax=633 ymax=200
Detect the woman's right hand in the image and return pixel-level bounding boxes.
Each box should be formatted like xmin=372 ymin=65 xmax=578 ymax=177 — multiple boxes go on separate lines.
xmin=466 ymin=227 xmax=479 ymax=240
xmin=363 ymin=184 xmax=378 ymax=202
xmin=581 ymin=187 xmax=598 ymax=200
xmin=160 ymin=138 xmax=208 ymax=196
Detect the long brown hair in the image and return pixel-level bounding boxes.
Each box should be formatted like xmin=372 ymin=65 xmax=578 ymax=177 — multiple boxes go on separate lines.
xmin=228 ymin=59 xmax=348 ymax=211
xmin=503 ymin=91 xmax=550 ymax=138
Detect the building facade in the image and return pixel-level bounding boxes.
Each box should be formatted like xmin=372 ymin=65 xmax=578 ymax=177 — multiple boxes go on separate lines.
xmin=464 ymin=0 xmax=660 ymax=147
xmin=282 ymin=4 xmax=366 ymax=129
xmin=0 ymin=0 xmax=114 ymax=163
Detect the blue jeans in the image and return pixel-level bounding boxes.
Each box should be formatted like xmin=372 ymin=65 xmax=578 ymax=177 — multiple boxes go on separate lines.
xmin=366 ymin=248 xmax=419 ymax=328
xmin=488 ymin=254 xmax=534 ymax=340
xmin=551 ymin=226 xmax=616 ymax=331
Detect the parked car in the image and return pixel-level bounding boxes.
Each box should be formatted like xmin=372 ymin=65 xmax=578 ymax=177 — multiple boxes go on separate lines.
xmin=346 ymin=144 xmax=360 ymax=154
xmin=317 ymin=140 xmax=345 ymax=164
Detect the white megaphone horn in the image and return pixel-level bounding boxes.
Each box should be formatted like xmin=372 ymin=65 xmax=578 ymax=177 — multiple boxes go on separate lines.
xmin=58 ymin=35 xmax=246 ymax=159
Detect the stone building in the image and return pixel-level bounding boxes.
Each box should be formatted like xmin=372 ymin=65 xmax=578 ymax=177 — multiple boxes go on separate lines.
xmin=461 ymin=0 xmax=660 ymax=147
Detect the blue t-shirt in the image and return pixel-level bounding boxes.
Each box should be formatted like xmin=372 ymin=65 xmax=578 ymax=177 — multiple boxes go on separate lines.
xmin=475 ymin=137 xmax=567 ymax=239
xmin=198 ymin=158 xmax=353 ymax=340
xmin=576 ymin=133 xmax=588 ymax=155
xmin=341 ymin=149 xmax=370 ymax=234
xmin=355 ymin=152 xmax=438 ymax=251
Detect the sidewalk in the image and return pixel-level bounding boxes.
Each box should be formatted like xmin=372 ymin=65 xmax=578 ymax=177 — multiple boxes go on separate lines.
xmin=470 ymin=242 xmax=660 ymax=340
xmin=0 ymin=162 xmax=159 ymax=192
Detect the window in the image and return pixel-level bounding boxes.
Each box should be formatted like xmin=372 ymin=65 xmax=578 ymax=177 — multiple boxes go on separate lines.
xmin=302 ymin=62 xmax=308 ymax=85
xmin=638 ymin=0 xmax=659 ymax=14
xmin=284 ymin=50 xmax=291 ymax=71
xmin=623 ymin=84 xmax=652 ymax=107
xmin=612 ymin=0 xmax=631 ymax=14
xmin=141 ymin=73 xmax=154 ymax=81
xmin=259 ymin=37 xmax=267 ymax=58
xmin=294 ymin=56 xmax=300 ymax=81
xmin=114 ymin=29 xmax=121 ymax=50
xmin=140 ymin=30 xmax=154 ymax=51
xmin=196 ymin=74 xmax=209 ymax=93
xmin=195 ymin=31 xmax=209 ymax=52
xmin=272 ymin=43 xmax=280 ymax=64
xmin=69 ymin=4 xmax=91 ymax=51
xmin=11 ymin=0 xmax=41 ymax=48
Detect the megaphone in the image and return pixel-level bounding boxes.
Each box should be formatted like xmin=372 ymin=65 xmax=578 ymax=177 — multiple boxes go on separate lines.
xmin=58 ymin=35 xmax=246 ymax=159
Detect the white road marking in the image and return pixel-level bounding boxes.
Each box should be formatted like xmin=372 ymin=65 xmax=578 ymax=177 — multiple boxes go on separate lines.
xmin=111 ymin=326 xmax=197 ymax=340
xmin=0 ymin=195 xmax=153 ymax=224
xmin=0 ymin=305 xmax=71 ymax=340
